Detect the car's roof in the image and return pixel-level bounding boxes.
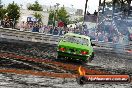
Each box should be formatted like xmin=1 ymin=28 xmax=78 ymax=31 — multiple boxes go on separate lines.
xmin=64 ymin=33 xmax=90 ymax=40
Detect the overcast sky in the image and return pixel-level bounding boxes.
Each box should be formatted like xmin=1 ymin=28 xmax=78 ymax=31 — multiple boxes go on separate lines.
xmin=2 ymin=0 xmax=100 ymax=13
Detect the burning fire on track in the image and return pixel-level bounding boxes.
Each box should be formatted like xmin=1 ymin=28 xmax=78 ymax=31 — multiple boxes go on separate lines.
xmin=78 ymin=66 xmax=86 ymax=76
xmin=77 ymin=66 xmax=131 ymax=85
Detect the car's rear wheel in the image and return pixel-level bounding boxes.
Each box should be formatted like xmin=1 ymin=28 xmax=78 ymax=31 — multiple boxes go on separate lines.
xmin=91 ymin=52 xmax=94 ymax=60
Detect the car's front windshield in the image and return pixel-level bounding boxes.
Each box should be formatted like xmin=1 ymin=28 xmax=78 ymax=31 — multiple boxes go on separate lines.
xmin=63 ymin=35 xmax=89 ymax=45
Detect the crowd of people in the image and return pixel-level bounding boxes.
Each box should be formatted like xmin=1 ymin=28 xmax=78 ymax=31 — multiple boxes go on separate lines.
xmin=0 ymin=19 xmax=14 ymax=28
xmin=18 ymin=21 xmax=82 ymax=36
xmin=0 ymin=19 xmax=130 ymax=44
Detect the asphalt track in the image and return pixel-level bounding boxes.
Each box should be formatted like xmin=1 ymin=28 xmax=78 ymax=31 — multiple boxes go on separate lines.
xmin=0 ymin=41 xmax=132 ymax=88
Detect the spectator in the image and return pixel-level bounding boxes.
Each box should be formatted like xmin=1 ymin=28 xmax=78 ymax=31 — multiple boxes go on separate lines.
xmin=32 ymin=25 xmax=36 ymax=32
xmin=32 ymin=24 xmax=39 ymax=32
xmin=94 ymin=10 xmax=98 ymax=16
xmin=39 ymin=25 xmax=43 ymax=33
xmin=29 ymin=25 xmax=33 ymax=32
xmin=49 ymin=27 xmax=53 ymax=34
xmin=61 ymin=28 xmax=65 ymax=35
xmin=113 ymin=35 xmax=118 ymax=43
xmin=87 ymin=11 xmax=90 ymax=15
xmin=36 ymin=25 xmax=39 ymax=32
xmin=59 ymin=29 xmax=63 ymax=36
xmin=20 ymin=22 xmax=25 ymax=31
xmin=1 ymin=20 xmax=4 ymax=27
xmin=44 ymin=26 xmax=49 ymax=34
xmin=108 ymin=34 xmax=113 ymax=42
xmin=10 ymin=20 xmax=14 ymax=29
xmin=42 ymin=25 xmax=46 ymax=33
xmin=104 ymin=35 xmax=108 ymax=42
xmin=53 ymin=27 xmax=59 ymax=35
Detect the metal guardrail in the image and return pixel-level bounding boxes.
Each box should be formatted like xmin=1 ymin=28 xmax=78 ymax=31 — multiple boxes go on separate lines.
xmin=0 ymin=28 xmax=132 ymax=51
xmin=92 ymin=40 xmax=132 ymax=49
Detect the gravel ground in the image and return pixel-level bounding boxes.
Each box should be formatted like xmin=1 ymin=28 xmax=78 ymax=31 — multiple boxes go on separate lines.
xmin=89 ymin=49 xmax=132 ymax=75
xmin=0 ymin=41 xmax=132 ymax=88
xmin=0 ymin=41 xmax=57 ymax=59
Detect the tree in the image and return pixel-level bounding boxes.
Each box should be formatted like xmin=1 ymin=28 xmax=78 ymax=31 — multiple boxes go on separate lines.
xmin=33 ymin=12 xmax=42 ymax=23
xmin=57 ymin=6 xmax=70 ymax=26
xmin=48 ymin=6 xmax=70 ymax=26
xmin=48 ymin=10 xmax=55 ymax=25
xmin=28 ymin=1 xmax=43 ymax=11
xmin=7 ymin=1 xmax=20 ymax=22
xmin=100 ymin=0 xmax=120 ymax=6
xmin=0 ymin=8 xmax=7 ymax=20
xmin=78 ymin=17 xmax=84 ymax=22
xmin=106 ymin=2 xmax=113 ymax=7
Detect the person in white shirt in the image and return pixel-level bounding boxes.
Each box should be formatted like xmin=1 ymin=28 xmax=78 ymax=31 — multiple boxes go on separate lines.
xmin=20 ymin=21 xmax=25 ymax=31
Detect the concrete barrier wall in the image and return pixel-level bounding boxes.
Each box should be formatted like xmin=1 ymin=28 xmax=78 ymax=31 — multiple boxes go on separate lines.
xmin=0 ymin=28 xmax=61 ymax=45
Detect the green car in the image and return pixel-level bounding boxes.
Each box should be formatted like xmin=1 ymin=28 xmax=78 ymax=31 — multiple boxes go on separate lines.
xmin=57 ymin=33 xmax=94 ymax=62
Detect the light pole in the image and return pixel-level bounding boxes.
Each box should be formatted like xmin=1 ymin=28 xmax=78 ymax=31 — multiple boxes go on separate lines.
xmin=0 ymin=0 xmax=3 ymax=27
xmin=102 ymin=0 xmax=106 ymax=14
xmin=84 ymin=0 xmax=88 ymax=15
xmin=84 ymin=0 xmax=88 ymax=21
xmin=20 ymin=4 xmax=23 ymax=9
xmin=53 ymin=3 xmax=60 ymax=28
xmin=71 ymin=4 xmax=74 ymax=15
xmin=53 ymin=5 xmax=57 ymax=28
xmin=56 ymin=3 xmax=60 ymax=9
xmin=99 ymin=0 xmax=101 ymax=6
xmin=56 ymin=3 xmax=60 ymax=27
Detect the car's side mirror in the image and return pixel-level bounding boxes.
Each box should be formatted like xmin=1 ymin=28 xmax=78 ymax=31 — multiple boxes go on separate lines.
xmin=90 ymin=39 xmax=95 ymax=46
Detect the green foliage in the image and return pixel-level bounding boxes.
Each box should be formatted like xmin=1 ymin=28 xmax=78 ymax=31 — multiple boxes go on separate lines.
xmin=106 ymin=2 xmax=113 ymax=6
xmin=33 ymin=12 xmax=42 ymax=19
xmin=48 ymin=6 xmax=70 ymax=26
xmin=0 ymin=8 xmax=7 ymax=20
xmin=33 ymin=12 xmax=42 ymax=23
xmin=57 ymin=6 xmax=70 ymax=24
xmin=28 ymin=1 xmax=43 ymax=11
xmin=100 ymin=0 xmax=120 ymax=6
xmin=48 ymin=10 xmax=55 ymax=25
xmin=7 ymin=1 xmax=20 ymax=21
xmin=78 ymin=17 xmax=84 ymax=22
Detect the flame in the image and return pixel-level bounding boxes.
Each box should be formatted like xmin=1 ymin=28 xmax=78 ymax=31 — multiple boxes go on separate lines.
xmin=78 ymin=66 xmax=86 ymax=76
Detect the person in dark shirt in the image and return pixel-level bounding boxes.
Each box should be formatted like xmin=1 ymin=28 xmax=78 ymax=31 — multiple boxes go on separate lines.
xmin=1 ymin=20 xmax=4 ymax=27
xmin=32 ymin=25 xmax=36 ymax=32
xmin=36 ymin=25 xmax=39 ymax=32
xmin=49 ymin=27 xmax=53 ymax=34
xmin=53 ymin=27 xmax=59 ymax=35
xmin=94 ymin=10 xmax=98 ymax=16
xmin=87 ymin=11 xmax=90 ymax=15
